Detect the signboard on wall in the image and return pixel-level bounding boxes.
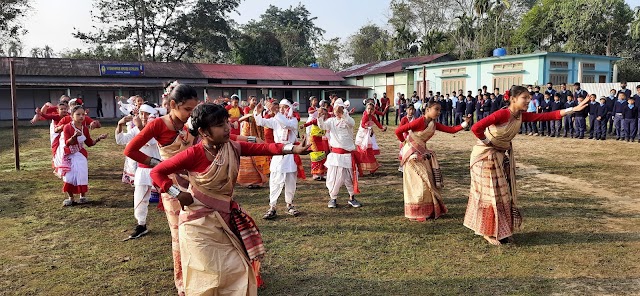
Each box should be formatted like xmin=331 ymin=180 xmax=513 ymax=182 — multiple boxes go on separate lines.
xmin=99 ymin=64 xmax=145 ymax=76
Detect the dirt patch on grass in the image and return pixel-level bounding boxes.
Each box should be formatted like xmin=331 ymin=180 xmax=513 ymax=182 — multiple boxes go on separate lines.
xmin=518 ymin=163 xmax=640 ymax=215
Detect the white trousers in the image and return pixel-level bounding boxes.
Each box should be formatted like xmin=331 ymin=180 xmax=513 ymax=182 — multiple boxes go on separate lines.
xmin=134 ymin=184 xmax=152 ymax=225
xmin=326 ymin=165 xmax=354 ymax=199
xmin=269 ymin=172 xmax=296 ymax=207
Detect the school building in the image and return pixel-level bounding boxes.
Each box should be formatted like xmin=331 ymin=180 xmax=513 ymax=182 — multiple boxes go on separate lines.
xmin=337 ymin=54 xmax=454 ymax=103
xmin=405 ymin=52 xmax=621 ymax=96
xmin=0 ymin=57 xmax=368 ymax=120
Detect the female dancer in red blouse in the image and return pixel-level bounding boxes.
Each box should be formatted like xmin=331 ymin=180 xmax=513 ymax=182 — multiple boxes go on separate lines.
xmin=151 ymin=103 xmax=310 ymax=296
xmin=395 ymin=101 xmax=469 ymax=221
xmin=58 ymin=105 xmax=107 ymax=206
xmin=123 ymin=83 xmax=199 ymax=295
xmin=464 ymin=86 xmax=589 ymax=245
xmin=355 ymin=102 xmax=387 ymax=175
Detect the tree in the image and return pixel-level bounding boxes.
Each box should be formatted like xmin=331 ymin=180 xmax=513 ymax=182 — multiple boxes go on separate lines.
xmin=60 ymin=45 xmax=139 ymax=61
xmin=512 ymin=0 xmax=632 ymax=56
xmin=42 ymin=45 xmax=53 ymax=58
xmin=232 ymin=29 xmax=284 ymax=66
xmin=242 ymin=4 xmax=325 ymax=67
xmin=316 ymin=38 xmax=342 ymax=71
xmin=347 ymin=24 xmax=391 ymax=64
xmin=30 ymin=47 xmax=41 ymax=58
xmin=0 ymin=0 xmax=30 ymax=41
xmin=75 ymin=0 xmax=240 ymax=62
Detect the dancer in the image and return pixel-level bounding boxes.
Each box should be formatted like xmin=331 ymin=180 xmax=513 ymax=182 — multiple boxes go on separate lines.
xmin=355 ymin=102 xmax=387 ymax=176
xmin=226 ymin=95 xmax=243 ymax=135
xmin=395 ymin=101 xmax=469 ymax=221
xmin=254 ymin=99 xmax=302 ymax=219
xmin=302 ymin=110 xmax=330 ymax=181
xmin=57 ymin=105 xmax=108 ymax=206
xmin=151 ymin=103 xmax=309 ymax=296
xmin=316 ymin=99 xmax=362 ymax=208
xmin=123 ymin=83 xmax=199 ymax=295
xmin=115 ymin=104 xmax=162 ymax=239
xmin=463 ymin=86 xmax=589 ymax=245
xmin=237 ymin=96 xmax=269 ymax=188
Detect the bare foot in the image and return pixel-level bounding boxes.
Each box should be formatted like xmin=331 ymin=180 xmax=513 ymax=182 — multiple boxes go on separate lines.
xmin=483 ymin=235 xmax=501 ymax=245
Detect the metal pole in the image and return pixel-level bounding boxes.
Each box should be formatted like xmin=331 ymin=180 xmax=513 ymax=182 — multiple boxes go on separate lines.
xmin=422 ymin=66 xmax=427 ymax=100
xmin=9 ymin=59 xmax=20 ymax=170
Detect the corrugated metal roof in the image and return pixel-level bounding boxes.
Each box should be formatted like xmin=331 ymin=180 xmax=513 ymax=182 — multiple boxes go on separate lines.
xmin=337 ymin=53 xmax=452 ymax=77
xmin=205 ymin=84 xmax=368 ymax=89
xmin=194 ymin=64 xmax=344 ymax=81
xmin=0 ymin=57 xmax=202 ymax=78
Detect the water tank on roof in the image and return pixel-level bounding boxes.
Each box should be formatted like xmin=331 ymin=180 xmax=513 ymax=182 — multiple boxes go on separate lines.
xmin=493 ymin=48 xmax=507 ymax=57
xmin=309 ymin=62 xmax=319 ymax=68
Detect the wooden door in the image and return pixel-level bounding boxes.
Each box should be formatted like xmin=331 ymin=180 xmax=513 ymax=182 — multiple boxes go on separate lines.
xmin=386 ymin=85 xmax=394 ymax=101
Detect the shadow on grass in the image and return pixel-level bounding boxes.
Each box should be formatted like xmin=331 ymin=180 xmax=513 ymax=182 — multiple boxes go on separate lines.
xmin=515 ymin=231 xmax=640 ymax=246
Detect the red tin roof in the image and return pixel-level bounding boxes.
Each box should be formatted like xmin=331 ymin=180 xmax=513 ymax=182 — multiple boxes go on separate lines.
xmin=195 ymin=64 xmax=344 ymax=82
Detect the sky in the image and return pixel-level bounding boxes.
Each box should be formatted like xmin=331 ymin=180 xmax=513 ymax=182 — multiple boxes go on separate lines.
xmin=19 ymin=0 xmax=640 ymax=55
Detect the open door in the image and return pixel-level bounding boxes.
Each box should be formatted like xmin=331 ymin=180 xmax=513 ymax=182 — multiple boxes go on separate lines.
xmin=98 ymin=91 xmax=116 ymax=118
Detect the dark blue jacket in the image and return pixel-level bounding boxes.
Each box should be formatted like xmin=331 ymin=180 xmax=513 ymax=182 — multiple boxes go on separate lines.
xmin=623 ymin=104 xmax=638 ymax=119
xmin=565 ymin=100 xmax=577 ymax=117
xmin=465 ymin=100 xmax=475 ymax=115
xmin=550 ymin=100 xmax=564 ymax=111
xmin=445 ymin=99 xmax=453 ymax=112
xmin=455 ymin=100 xmax=466 ymax=113
xmin=589 ymin=102 xmax=599 ymax=115
xmin=574 ymin=89 xmax=588 ymax=99
xmin=490 ymin=99 xmax=501 ymax=113
xmin=558 ymin=90 xmax=572 ymax=103
xmin=483 ymin=99 xmax=492 ymax=113
xmin=532 ymin=93 xmax=544 ymax=105
xmin=476 ymin=99 xmax=484 ymax=113
xmin=605 ymin=96 xmax=616 ymax=112
xmin=544 ymin=89 xmax=557 ymax=98
xmin=613 ymin=100 xmax=628 ymax=114
xmin=595 ymin=104 xmax=608 ymax=118
xmin=540 ymin=99 xmax=553 ymax=112
xmin=619 ymin=89 xmax=632 ymax=100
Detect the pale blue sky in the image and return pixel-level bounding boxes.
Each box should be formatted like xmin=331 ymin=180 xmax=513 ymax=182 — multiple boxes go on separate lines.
xmin=20 ymin=0 xmax=640 ymax=54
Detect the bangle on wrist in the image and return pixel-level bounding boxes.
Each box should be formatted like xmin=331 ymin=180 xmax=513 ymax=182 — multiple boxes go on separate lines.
xmin=283 ymin=143 xmax=294 ymax=154
xmin=149 ymin=157 xmax=161 ymax=167
xmin=167 ymin=185 xmax=181 ymax=198
xmin=564 ymin=107 xmax=574 ymax=115
xmin=247 ymin=136 xmax=257 ymax=143
xmin=481 ymin=138 xmax=491 ymax=145
xmin=461 ymin=122 xmax=468 ymax=129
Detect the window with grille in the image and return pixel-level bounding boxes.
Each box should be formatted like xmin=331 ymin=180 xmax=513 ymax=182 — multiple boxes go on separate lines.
xmin=581 ymin=75 xmax=595 ymax=83
xmin=493 ymin=75 xmax=523 ymax=94
xmin=550 ymin=61 xmax=569 ymax=68
xmin=582 ymin=63 xmax=595 ymax=71
xmin=442 ymin=67 xmax=466 ymax=76
xmin=441 ymin=79 xmax=465 ymax=96
xmin=549 ymin=74 xmax=568 ymax=86
xmin=493 ymin=62 xmax=523 ymax=72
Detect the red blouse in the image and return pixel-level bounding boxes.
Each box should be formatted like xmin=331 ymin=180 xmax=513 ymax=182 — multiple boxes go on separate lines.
xmin=56 ymin=115 xmax=95 ymax=127
xmin=151 ymin=141 xmax=284 ymax=192
xmin=124 ymin=118 xmax=189 ymax=163
xmin=40 ymin=113 xmax=63 ymax=125
xmin=63 ymin=123 xmax=95 ymax=158
xmin=361 ymin=112 xmax=384 ymax=128
xmin=471 ymin=109 xmax=562 ymax=139
xmin=395 ymin=117 xmax=463 ymax=142
xmin=263 ymin=113 xmax=275 ymax=143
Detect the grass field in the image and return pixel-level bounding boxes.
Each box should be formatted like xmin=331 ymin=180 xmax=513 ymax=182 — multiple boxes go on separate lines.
xmin=0 ymin=118 xmax=639 ymax=296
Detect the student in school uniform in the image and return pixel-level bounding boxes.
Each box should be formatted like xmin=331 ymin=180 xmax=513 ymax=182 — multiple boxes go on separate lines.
xmin=573 ymin=82 xmax=588 ymax=101
xmin=606 ymin=89 xmax=618 ymax=135
xmin=595 ymin=97 xmax=608 ymax=140
xmin=476 ymin=94 xmax=487 ymax=122
xmin=574 ymin=96 xmax=589 ymax=139
xmin=525 ymin=92 xmax=540 ymax=135
xmin=620 ymin=81 xmax=632 ymax=101
xmin=613 ymin=92 xmax=628 ymax=140
xmin=539 ymin=92 xmax=553 ymax=136
xmin=563 ymin=95 xmax=577 ymax=138
xmin=465 ymin=95 xmax=475 ymax=126
xmin=633 ymin=88 xmax=640 ymax=142
xmin=455 ymin=95 xmax=466 ymax=125
xmin=483 ymin=94 xmax=492 ymax=118
xmin=558 ymin=83 xmax=572 ymax=104
xmin=588 ymin=94 xmax=599 ymax=139
xmin=622 ymin=96 xmax=638 ymax=142
xmin=550 ymin=94 xmax=564 ymax=137
xmin=444 ymin=95 xmax=453 ymax=126
xmin=490 ymin=93 xmax=501 ymax=114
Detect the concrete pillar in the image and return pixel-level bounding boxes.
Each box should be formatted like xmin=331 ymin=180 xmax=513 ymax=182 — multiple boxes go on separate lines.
xmin=237 ymin=89 xmax=242 ymax=100
xmin=296 ymin=89 xmax=300 ymax=104
xmin=346 ymin=90 xmax=350 ymax=101
xmin=613 ymin=63 xmax=619 ymax=83
xmin=268 ymin=89 xmax=273 ymax=98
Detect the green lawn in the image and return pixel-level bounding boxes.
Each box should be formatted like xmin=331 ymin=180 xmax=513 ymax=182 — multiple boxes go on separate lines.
xmin=0 ymin=120 xmax=638 ymax=295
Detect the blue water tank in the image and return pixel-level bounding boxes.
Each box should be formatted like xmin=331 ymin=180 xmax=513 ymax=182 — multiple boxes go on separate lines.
xmin=309 ymin=63 xmax=319 ymax=68
xmin=493 ymin=48 xmax=507 ymax=57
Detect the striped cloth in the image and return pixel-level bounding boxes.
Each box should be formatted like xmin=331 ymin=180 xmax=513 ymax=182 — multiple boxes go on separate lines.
xmin=230 ymin=201 xmax=265 ymax=262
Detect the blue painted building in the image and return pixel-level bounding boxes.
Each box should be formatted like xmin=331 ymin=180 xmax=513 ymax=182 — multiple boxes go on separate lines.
xmin=407 ymin=52 xmax=621 ymax=96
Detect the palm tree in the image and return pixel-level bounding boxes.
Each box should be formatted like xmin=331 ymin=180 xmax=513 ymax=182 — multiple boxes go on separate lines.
xmin=43 ymin=45 xmax=54 ymax=58
xmin=30 ymin=47 xmax=41 ymax=58
xmin=8 ymin=41 xmax=23 ymax=57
